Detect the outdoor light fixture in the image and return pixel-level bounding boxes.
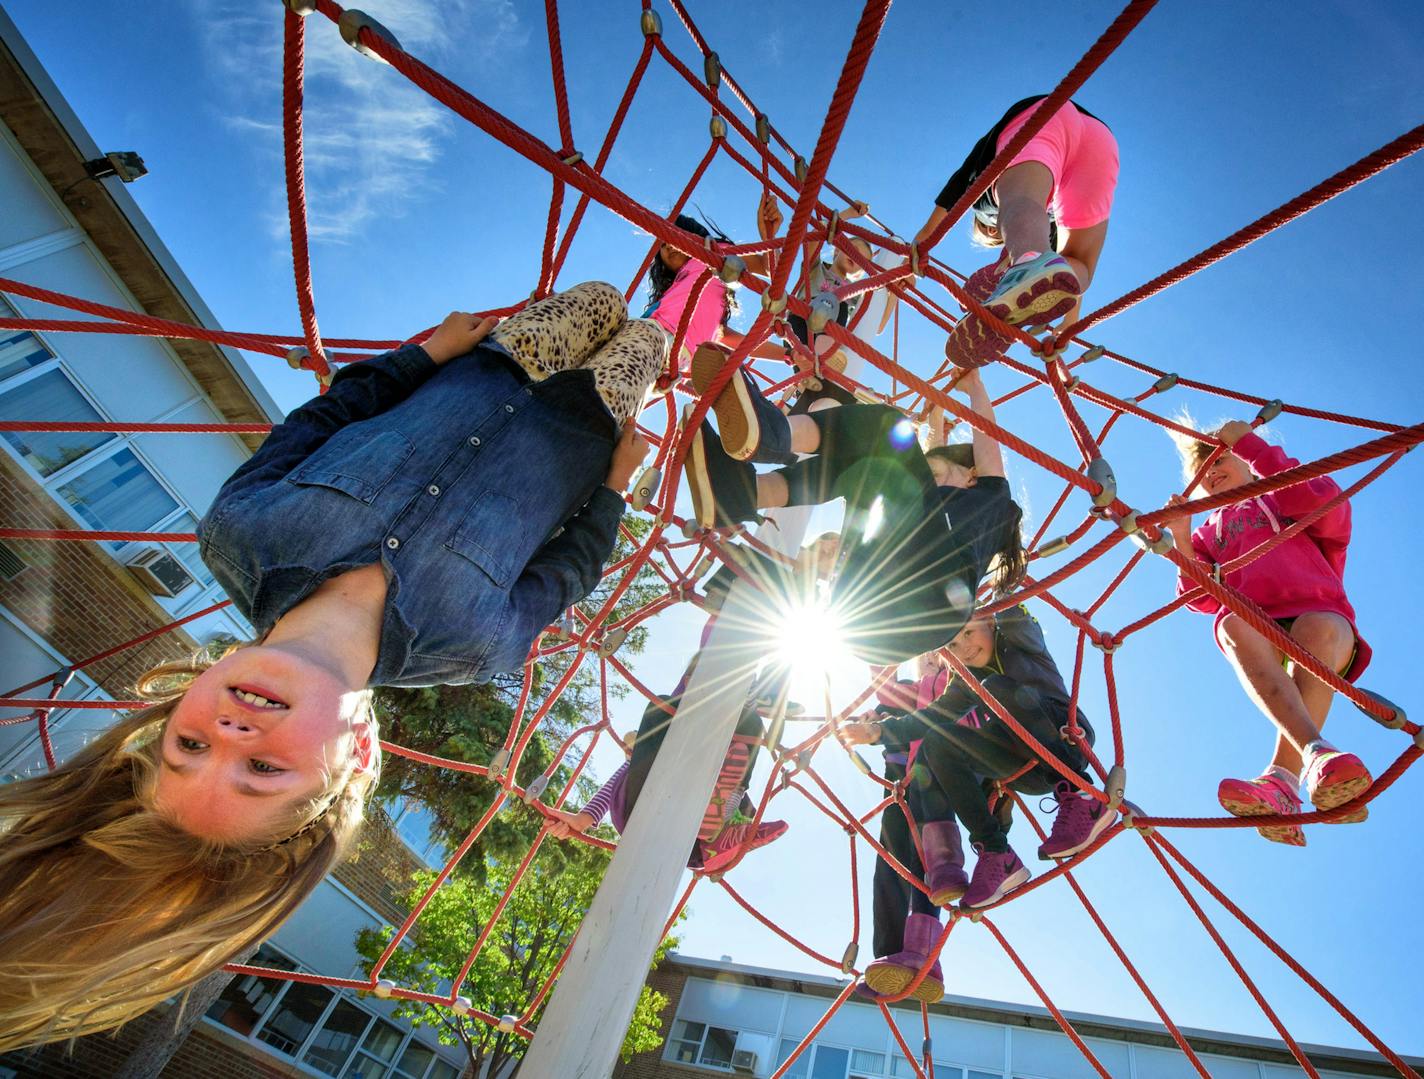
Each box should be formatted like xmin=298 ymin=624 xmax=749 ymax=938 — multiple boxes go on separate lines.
xmin=83 ymin=151 xmax=148 ymax=183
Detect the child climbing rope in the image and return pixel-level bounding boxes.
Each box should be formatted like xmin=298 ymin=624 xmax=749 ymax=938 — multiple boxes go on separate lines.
xmin=912 ymin=96 xmax=1119 ymax=369
xmin=685 ymin=359 xmax=1024 ymax=666
xmin=856 ymin=651 xmax=957 ymax=1004
xmin=543 ymin=691 xmax=787 ymax=876
xmin=0 ymin=283 xmax=666 ymax=1050
xmin=1163 ymin=419 xmax=1374 ymax=845
xmin=845 ymin=605 xmax=1112 ymax=910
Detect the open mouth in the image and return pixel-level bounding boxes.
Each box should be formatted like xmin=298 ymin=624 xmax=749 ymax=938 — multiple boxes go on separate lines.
xmin=229 ymin=685 xmax=289 ymax=710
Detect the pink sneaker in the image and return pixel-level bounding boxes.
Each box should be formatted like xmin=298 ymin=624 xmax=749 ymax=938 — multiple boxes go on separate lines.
xmin=960 ymin=844 xmax=1031 ymax=909
xmin=699 ymin=819 xmax=788 ymax=876
xmin=1302 ymin=748 xmax=1371 ymax=823
xmin=1217 ymin=772 xmax=1306 ymax=846
xmin=1037 ymin=782 xmax=1118 ymax=861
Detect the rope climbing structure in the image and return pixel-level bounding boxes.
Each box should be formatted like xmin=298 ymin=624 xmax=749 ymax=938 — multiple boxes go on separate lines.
xmin=1 ymin=2 xmax=1421 ymax=1076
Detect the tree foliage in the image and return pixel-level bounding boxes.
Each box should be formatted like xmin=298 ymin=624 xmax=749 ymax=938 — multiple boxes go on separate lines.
xmin=354 ymin=842 xmax=679 ymax=1077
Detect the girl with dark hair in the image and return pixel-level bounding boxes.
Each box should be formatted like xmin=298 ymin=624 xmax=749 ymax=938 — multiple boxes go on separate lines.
xmin=684 ymin=363 xmax=1024 ymax=667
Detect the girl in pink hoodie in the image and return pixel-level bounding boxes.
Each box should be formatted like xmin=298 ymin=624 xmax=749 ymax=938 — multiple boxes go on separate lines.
xmin=1166 ymin=420 xmax=1373 ymax=846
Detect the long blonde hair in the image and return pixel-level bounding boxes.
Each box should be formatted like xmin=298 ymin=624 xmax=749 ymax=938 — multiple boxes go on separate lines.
xmin=0 ymin=652 xmax=377 ymax=1050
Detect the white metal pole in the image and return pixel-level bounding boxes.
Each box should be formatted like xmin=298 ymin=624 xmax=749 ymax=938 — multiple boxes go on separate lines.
xmin=520 ymin=515 xmax=806 ymax=1078
xmin=521 ymin=264 xmax=893 ymax=1077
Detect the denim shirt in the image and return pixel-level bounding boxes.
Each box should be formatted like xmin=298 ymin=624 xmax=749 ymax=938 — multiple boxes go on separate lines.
xmin=198 ymin=343 xmax=625 ymax=687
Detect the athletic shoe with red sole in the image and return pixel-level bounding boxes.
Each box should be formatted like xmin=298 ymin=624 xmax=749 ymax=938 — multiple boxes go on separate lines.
xmin=1217 ymin=772 xmax=1307 ymax=847
xmin=1303 ymin=748 xmax=1371 ymax=823
xmin=699 ymin=819 xmax=789 ymax=876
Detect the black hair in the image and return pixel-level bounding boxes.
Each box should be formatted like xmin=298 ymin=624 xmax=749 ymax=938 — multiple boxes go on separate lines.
xmin=925 ymin=443 xmax=1026 ymax=597
xmin=646 ymin=213 xmax=738 ymax=327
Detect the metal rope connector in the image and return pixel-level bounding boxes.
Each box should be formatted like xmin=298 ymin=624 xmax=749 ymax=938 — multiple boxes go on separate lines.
xmin=1352 ymin=687 xmax=1407 ymax=731
xmin=283 ymin=0 xmax=318 ymax=15
xmin=703 ymin=51 xmax=721 ymax=89
xmin=1034 ymin=533 xmax=1073 ymax=559
xmin=338 ymin=9 xmax=402 ymax=64
xmin=755 ymin=112 xmax=771 ymax=144
xmin=630 ymin=465 xmax=661 ymax=511
xmin=521 ymin=774 xmax=550 ymax=804
xmin=839 ymin=941 xmax=858 ymax=974
xmin=497 ymin=1015 xmax=518 ymax=1033
xmin=452 ymin=996 xmax=473 ymax=1016
xmin=761 ymin=292 xmax=788 ymax=315
xmin=808 ymin=293 xmax=838 ymax=335
xmin=709 ymin=115 xmax=727 ymax=140
xmin=640 ymin=9 xmax=662 ymax=36
xmin=596 ymin=626 xmax=629 ymax=658
xmin=285 ymin=345 xmax=309 ymax=370
xmin=1087 ymin=455 xmax=1117 ymax=508
xmin=1079 ymin=344 xmax=1106 ymax=363
xmin=1105 ymin=764 xmax=1127 ymax=810
xmin=793 ymin=155 xmax=808 ymax=183
xmin=1255 ymin=398 xmax=1283 ymax=424
xmin=1151 ymin=372 xmax=1179 ymax=394
xmin=487 ymin=747 xmax=511 ymax=778
xmin=373 ymin=979 xmax=396 ymax=999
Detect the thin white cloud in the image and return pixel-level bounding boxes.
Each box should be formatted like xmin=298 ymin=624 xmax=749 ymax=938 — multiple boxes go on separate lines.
xmin=185 ymin=0 xmax=528 ymax=243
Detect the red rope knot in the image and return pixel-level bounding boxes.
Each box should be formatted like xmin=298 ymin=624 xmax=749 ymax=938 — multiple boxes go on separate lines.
xmin=1092 ymin=631 xmax=1120 ymax=654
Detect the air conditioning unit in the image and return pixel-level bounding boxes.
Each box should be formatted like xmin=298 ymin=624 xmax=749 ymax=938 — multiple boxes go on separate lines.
xmin=731 ymin=1049 xmax=758 ymax=1074
xmin=126 ymin=547 xmax=195 ymax=597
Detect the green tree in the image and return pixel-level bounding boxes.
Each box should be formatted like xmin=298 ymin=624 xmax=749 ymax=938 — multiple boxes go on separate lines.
xmin=354 ymin=843 xmax=679 ymax=1077
xmin=373 ymin=515 xmax=669 ymax=877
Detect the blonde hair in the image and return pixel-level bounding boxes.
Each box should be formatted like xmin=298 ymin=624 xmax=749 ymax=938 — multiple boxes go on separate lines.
xmin=0 ymin=651 xmax=377 ymax=1050
xmin=1169 ymin=409 xmax=1226 ymax=483
xmin=971 ymin=217 xmax=1004 ymax=248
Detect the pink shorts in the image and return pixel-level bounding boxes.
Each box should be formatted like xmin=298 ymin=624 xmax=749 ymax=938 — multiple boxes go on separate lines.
xmin=995 ymin=101 xmax=1119 ymax=230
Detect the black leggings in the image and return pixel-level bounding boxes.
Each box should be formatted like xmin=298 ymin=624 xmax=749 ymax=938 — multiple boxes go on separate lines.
xmin=873 ymin=758 xmax=951 ymax=956
xmin=917 ymin=674 xmax=1091 ymax=853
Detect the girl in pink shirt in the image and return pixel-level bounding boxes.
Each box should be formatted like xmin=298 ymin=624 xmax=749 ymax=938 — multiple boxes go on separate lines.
xmin=1166 ymin=420 xmax=1373 ymax=846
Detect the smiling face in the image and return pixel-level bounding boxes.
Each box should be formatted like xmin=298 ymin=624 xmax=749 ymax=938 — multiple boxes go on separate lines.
xmin=946 ymin=616 xmax=996 ymax=669
xmin=151 ymin=646 xmax=374 ymax=844
xmin=1201 ymin=451 xmax=1254 ymax=497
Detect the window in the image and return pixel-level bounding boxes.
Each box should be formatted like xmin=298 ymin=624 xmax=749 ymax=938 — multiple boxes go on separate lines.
xmin=967 ymin=1072 xmax=998 ymax=1079
xmin=162 ymin=511 xmax=216 ymax=588
xmin=56 ymin=446 xmax=180 ymax=534
xmin=426 ymin=1061 xmax=461 ymax=1079
xmin=0 ymin=294 xmax=54 ymax=382
xmin=301 ymin=997 xmax=374 ymax=1076
xmin=699 ymin=1025 xmax=737 ymax=1068
xmin=671 ymin=1020 xmax=707 ymax=1065
xmin=852 ymin=1048 xmax=887 ymax=1078
xmin=256 ymin=981 xmax=337 ymax=1056
xmin=341 ymin=1018 xmax=404 ymax=1077
xmin=206 ymin=945 xmax=297 ymax=1036
xmin=810 ymin=1045 xmax=848 ymax=1079
xmin=889 ymin=1058 xmax=963 ymax=1079
xmin=777 ymin=1038 xmax=810 ymax=1078
xmin=392 ymin=1039 xmax=436 ymax=1078
xmin=0 ymin=368 xmax=113 ymax=476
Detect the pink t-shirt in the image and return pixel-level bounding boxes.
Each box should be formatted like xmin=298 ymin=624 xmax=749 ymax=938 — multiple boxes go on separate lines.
xmin=649 ymin=260 xmax=726 ymax=356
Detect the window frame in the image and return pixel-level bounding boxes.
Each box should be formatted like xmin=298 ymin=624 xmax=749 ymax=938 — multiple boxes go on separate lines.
xmin=0 ymin=304 xmax=243 ymax=626
xmin=663 ymin=1018 xmax=741 ymax=1072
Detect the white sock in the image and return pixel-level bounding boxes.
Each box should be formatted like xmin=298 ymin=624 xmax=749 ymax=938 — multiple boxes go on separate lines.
xmin=1263 ymin=764 xmax=1299 ymax=788
xmin=1011 ymin=250 xmax=1042 ymax=267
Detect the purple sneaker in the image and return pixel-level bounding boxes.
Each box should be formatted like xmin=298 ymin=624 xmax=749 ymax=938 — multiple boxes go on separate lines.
xmin=986 ymin=251 xmax=1080 ymax=328
xmin=960 ymin=844 xmax=1031 ymax=910
xmin=1037 ymin=782 xmax=1118 ymax=861
xmin=862 ymin=913 xmax=944 ymax=1003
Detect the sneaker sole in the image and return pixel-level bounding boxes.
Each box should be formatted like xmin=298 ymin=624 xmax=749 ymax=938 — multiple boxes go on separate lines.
xmin=699 ymin=823 xmax=788 ymax=876
xmin=961 ymin=865 xmax=1031 ymax=910
xmin=1039 ymin=806 xmax=1120 ymax=861
xmin=1218 ymin=793 xmax=1307 ymax=847
xmin=944 ymin=315 xmax=1012 ymax=369
xmin=685 ymin=426 xmax=717 ymax=529
xmin=991 ymin=267 xmax=1081 ymax=328
xmin=863 ymin=963 xmax=944 ymax=1004
xmin=1308 ymin=759 xmax=1373 ymax=818
xmin=691 ymin=345 xmax=759 ymax=462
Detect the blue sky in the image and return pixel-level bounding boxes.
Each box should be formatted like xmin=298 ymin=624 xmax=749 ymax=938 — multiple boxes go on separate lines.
xmin=9 ymin=0 xmax=1424 ymax=1059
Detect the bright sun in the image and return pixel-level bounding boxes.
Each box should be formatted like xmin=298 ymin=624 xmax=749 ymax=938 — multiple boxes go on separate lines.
xmin=770 ymin=598 xmax=855 ymax=705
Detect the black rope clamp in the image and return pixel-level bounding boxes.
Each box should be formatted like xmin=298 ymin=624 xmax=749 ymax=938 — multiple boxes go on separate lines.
xmin=338 ymin=10 xmax=401 ymax=64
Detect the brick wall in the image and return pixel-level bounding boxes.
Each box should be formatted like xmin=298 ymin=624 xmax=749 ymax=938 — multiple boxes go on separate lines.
xmin=333 ymin=804 xmax=428 ymax=926
xmin=612 ymin=962 xmax=693 ymax=1079
xmin=0 ymin=454 xmax=197 ymax=699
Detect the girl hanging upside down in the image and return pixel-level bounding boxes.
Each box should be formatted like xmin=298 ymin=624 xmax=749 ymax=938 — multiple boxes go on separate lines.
xmin=845 ymin=604 xmax=1113 ymax=910
xmin=684 ymin=361 xmax=1024 ymax=666
xmin=1164 ymin=419 xmax=1375 ymax=846
xmin=913 ymin=95 xmax=1120 ymax=370
xmin=0 ymin=282 xmax=667 ymax=1049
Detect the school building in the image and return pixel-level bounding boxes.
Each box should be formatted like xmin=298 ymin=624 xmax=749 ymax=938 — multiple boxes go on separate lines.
xmin=0 ymin=10 xmax=464 ymax=1079
xmin=613 ymin=954 xmax=1416 ymax=1079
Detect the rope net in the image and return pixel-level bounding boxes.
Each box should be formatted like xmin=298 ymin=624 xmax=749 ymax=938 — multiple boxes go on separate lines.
xmin=2 ymin=1 xmax=1420 ymax=1074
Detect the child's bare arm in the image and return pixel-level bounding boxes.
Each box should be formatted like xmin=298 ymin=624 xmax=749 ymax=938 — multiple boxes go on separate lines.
xmin=956 ymin=368 xmax=1005 ymax=479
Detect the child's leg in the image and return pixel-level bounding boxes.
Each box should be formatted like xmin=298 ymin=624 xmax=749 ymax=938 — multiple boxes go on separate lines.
xmin=1217 ymin=614 xmax=1330 ymax=759
xmin=581 ymin=318 xmax=670 ymax=425
xmin=917 ymin=731 xmax=1021 ymax=852
xmin=621 ymin=696 xmax=677 ymax=817
xmin=872 ymin=765 xmax=917 ymax=959
xmin=1271 ymin=611 xmax=1357 ymax=774
xmin=761 ymin=405 xmax=932 ymax=510
xmin=994 ymin=163 xmax=1055 ymax=265
xmin=489 ymin=281 xmax=629 ymax=382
